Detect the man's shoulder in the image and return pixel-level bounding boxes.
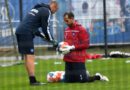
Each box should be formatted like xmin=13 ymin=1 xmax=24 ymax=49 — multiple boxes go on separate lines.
xmin=28 ymin=6 xmax=49 ymax=16
xmin=74 ymin=22 xmax=84 ymax=29
xmin=33 ymin=3 xmax=50 ymax=9
xmin=38 ymin=6 xmax=49 ymax=12
xmin=75 ymin=24 xmax=86 ymax=31
xmin=37 ymin=7 xmax=50 ymax=17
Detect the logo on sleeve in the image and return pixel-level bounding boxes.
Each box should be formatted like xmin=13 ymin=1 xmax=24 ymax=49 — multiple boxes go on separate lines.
xmin=30 ymin=49 xmax=34 ymax=53
xmin=29 ymin=9 xmax=39 ymax=16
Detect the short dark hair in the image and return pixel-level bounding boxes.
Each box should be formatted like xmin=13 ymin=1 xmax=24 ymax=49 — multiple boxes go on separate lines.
xmin=63 ymin=12 xmax=74 ymax=18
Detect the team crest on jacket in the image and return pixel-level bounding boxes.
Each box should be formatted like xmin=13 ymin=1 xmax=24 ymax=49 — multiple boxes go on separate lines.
xmin=72 ymin=32 xmax=75 ymax=36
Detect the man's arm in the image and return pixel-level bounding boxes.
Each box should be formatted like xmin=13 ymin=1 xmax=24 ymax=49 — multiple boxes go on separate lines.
xmin=38 ymin=8 xmax=58 ymax=47
xmin=74 ymin=26 xmax=89 ymax=50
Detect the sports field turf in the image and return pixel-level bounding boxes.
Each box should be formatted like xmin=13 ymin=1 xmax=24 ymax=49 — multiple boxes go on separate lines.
xmin=0 ymin=58 xmax=130 ymax=90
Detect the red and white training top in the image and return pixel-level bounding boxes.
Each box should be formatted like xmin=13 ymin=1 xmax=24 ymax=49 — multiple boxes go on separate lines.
xmin=63 ymin=21 xmax=89 ymax=63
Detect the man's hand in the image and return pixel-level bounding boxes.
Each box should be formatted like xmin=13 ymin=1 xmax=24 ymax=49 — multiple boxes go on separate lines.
xmin=58 ymin=45 xmax=75 ymax=54
xmin=50 ymin=40 xmax=58 ymax=48
xmin=61 ymin=45 xmax=75 ymax=51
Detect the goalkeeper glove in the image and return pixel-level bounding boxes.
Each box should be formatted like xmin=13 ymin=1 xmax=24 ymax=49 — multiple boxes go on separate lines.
xmin=50 ymin=40 xmax=58 ymax=48
xmin=59 ymin=45 xmax=75 ymax=54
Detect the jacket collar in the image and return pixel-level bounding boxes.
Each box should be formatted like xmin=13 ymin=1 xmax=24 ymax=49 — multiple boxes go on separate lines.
xmin=69 ymin=21 xmax=80 ymax=28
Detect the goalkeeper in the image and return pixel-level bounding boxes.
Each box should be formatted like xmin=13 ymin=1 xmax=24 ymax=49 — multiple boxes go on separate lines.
xmin=15 ymin=1 xmax=58 ymax=85
xmin=58 ymin=12 xmax=109 ymax=83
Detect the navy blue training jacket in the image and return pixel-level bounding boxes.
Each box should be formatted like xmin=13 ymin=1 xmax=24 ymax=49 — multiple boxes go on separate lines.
xmin=15 ymin=3 xmax=54 ymax=41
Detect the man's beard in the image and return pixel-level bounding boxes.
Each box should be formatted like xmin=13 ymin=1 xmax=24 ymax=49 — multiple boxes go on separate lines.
xmin=68 ymin=23 xmax=73 ymax=27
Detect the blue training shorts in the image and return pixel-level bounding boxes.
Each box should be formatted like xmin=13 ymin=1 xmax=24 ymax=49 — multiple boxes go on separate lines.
xmin=16 ymin=34 xmax=34 ymax=54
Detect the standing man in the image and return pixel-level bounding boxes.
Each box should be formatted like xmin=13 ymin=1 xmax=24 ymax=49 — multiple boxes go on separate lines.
xmin=15 ymin=1 xmax=58 ymax=85
xmin=60 ymin=12 xmax=109 ymax=83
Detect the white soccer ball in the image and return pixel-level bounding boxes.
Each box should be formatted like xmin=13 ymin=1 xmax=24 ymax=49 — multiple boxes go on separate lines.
xmin=58 ymin=41 xmax=70 ymax=54
xmin=59 ymin=41 xmax=69 ymax=48
xmin=47 ymin=71 xmax=65 ymax=83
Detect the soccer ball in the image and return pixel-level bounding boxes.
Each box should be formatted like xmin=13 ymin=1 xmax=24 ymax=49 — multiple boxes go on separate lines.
xmin=58 ymin=41 xmax=70 ymax=54
xmin=47 ymin=71 xmax=65 ymax=83
xmin=59 ymin=41 xmax=69 ymax=48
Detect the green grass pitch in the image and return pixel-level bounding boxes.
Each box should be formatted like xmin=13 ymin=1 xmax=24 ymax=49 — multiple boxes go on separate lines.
xmin=0 ymin=58 xmax=130 ymax=90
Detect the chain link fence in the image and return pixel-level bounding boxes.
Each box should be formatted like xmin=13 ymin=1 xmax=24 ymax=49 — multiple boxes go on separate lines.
xmin=0 ymin=0 xmax=130 ymax=66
